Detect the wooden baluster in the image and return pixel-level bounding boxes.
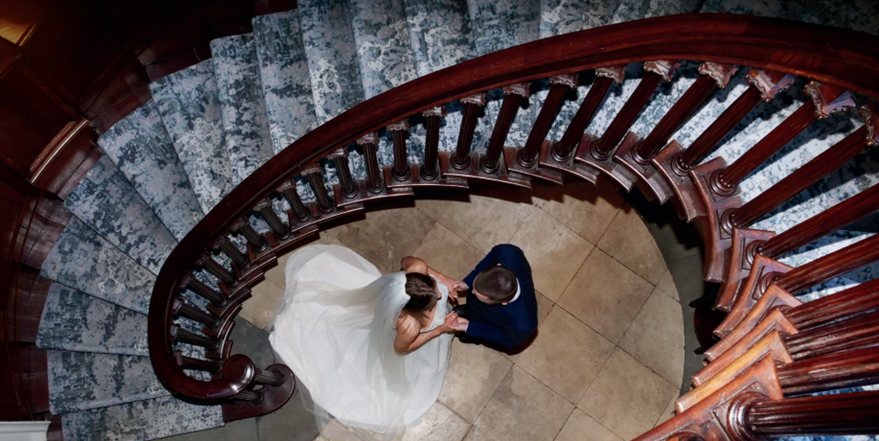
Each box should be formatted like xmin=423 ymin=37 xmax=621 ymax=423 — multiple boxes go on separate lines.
xmin=253 ymin=370 xmax=285 ymax=386
xmin=196 ymin=255 xmax=237 ymax=286
xmin=709 ymin=82 xmax=856 ymax=196
xmin=172 ymin=325 xmax=220 ymax=351
xmin=420 ymin=107 xmax=445 ymax=181
xmin=175 ymin=351 xmax=223 ymax=374
xmin=450 ymin=94 xmax=486 ymax=170
xmin=388 ymin=120 xmax=411 ymax=182
xmin=278 ymin=181 xmax=312 ymax=223
xmin=180 ymin=274 xmax=225 ymax=305
xmin=233 ymin=390 xmax=264 ymax=403
xmin=744 ymin=390 xmax=879 ymax=436
xmin=481 ymin=84 xmax=530 ymax=175
xmin=552 ymin=65 xmax=626 ymax=162
xmin=232 ymin=219 xmax=267 ymax=252
xmin=776 ymin=346 xmax=879 ymax=395
xmin=578 ymin=60 xmax=678 ymax=191
xmin=784 ymin=310 xmax=879 ymax=360
xmin=617 ymin=62 xmax=737 ymax=202
xmin=357 ymin=133 xmax=385 ymax=194
xmin=254 ymin=199 xmax=290 ymax=241
xmin=654 ymin=69 xmax=794 ymax=221
xmin=786 ymin=278 xmax=879 ymax=330
xmin=517 ymin=75 xmax=577 ymax=168
xmin=210 ymin=235 xmax=249 ymax=269
xmin=173 ymin=299 xmax=219 ymax=328
xmin=302 ymin=164 xmax=334 ymax=213
xmin=327 ymin=149 xmax=358 ymax=200
xmin=774 ymin=233 xmax=879 ymax=295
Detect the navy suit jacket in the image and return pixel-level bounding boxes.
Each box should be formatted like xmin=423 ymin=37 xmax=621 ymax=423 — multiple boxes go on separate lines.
xmin=462 ymin=244 xmax=538 ymax=349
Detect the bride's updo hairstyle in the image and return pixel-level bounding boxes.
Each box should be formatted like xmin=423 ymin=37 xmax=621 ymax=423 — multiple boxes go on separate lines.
xmin=404 ymin=273 xmax=438 ymax=312
xmin=474 ymin=266 xmax=518 ymax=303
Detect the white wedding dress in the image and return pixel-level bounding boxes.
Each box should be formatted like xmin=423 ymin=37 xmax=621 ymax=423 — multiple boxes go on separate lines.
xmin=269 ymin=245 xmax=453 ymax=433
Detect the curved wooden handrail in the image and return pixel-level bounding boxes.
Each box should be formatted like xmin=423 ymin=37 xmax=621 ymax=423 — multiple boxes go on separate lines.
xmin=148 ymin=13 xmax=879 ymax=401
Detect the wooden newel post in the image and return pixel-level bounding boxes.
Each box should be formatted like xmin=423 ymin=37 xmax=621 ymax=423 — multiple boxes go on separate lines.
xmin=709 ymin=82 xmax=856 ymax=196
xmin=518 ymin=74 xmax=577 ymax=168
xmin=481 ymin=83 xmax=529 ymax=174
xmin=591 ymin=60 xmax=677 ymax=161
xmin=742 ymin=391 xmax=879 ymax=437
xmin=357 ymin=133 xmax=385 ymax=194
xmin=421 ymin=106 xmax=445 ymax=181
xmin=327 ymin=149 xmax=358 ymax=200
xmin=552 ymin=65 xmax=625 ymax=162
xmin=302 ymin=164 xmax=334 ymax=213
xmin=388 ymin=120 xmax=411 ymax=182
xmin=452 ymin=94 xmax=486 ymax=170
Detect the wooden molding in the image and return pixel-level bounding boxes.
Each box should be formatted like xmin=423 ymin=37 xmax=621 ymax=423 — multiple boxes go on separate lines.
xmin=714 ymin=255 xmax=793 ymax=339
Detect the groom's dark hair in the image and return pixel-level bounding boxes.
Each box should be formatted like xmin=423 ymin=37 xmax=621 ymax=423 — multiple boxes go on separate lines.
xmin=474 ymin=266 xmax=517 ymax=303
xmin=404 ymin=273 xmax=438 ymax=312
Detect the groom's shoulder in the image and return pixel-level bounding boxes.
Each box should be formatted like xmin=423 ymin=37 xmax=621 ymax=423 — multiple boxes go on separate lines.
xmin=491 ymin=244 xmax=528 ymax=263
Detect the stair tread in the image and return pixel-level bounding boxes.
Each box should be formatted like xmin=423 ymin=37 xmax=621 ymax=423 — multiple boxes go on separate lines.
xmin=299 ymin=0 xmax=365 ymax=124
xmin=350 ymin=0 xmax=418 ymax=99
xmin=62 ymin=395 xmax=224 ymax=441
xmin=41 ymin=217 xmax=156 ymax=314
xmin=539 ymin=0 xmax=623 ymax=38
xmin=150 ymin=60 xmax=234 ymax=212
xmin=211 ymin=33 xmax=276 ymax=185
xmin=63 ymin=156 xmax=177 ymax=274
xmin=37 ymin=283 xmax=148 ymax=356
xmin=467 ymin=0 xmax=540 ymax=57
xmin=701 ymin=0 xmax=879 ymax=36
xmin=252 ymin=9 xmax=319 ymax=154
xmin=98 ymin=100 xmax=205 ymax=241
xmin=404 ymin=0 xmax=474 ymax=77
xmin=48 ymin=350 xmax=169 ymax=414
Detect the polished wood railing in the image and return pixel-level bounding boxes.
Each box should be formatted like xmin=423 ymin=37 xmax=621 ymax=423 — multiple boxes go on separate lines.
xmin=147 ymin=13 xmax=879 ymax=433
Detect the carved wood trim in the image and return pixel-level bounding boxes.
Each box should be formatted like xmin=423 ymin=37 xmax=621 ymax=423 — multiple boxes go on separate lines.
xmin=713 ymin=255 xmax=792 ymax=338
xmin=716 ymin=228 xmax=776 ymax=312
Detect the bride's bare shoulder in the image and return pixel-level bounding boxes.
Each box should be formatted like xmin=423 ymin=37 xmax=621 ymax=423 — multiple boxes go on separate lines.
xmin=395 ymin=312 xmax=418 ymax=336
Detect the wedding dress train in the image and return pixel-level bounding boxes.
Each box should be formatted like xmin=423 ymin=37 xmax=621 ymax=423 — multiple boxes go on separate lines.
xmin=268 ymin=245 xmax=453 ymax=433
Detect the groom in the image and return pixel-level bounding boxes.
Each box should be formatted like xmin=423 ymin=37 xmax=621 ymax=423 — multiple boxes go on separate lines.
xmin=451 ymin=244 xmax=538 ymax=352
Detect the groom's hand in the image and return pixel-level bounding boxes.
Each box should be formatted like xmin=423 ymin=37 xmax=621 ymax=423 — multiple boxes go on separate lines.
xmin=451 ymin=317 xmax=469 ymax=332
xmin=448 ymin=281 xmax=468 ymax=301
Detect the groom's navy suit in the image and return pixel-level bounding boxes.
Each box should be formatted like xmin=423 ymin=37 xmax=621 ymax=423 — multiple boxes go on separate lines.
xmin=461 ymin=244 xmax=538 ymax=350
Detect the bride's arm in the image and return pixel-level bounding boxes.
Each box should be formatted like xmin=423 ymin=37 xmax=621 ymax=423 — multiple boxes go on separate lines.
xmin=394 ymin=313 xmax=456 ymax=354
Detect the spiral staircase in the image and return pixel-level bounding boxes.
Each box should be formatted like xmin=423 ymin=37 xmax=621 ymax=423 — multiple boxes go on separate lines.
xmin=22 ymin=0 xmax=879 ymax=440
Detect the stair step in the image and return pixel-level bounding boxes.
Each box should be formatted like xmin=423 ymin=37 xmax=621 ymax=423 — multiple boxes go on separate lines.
xmin=350 ymin=0 xmax=418 ymax=99
xmin=150 ymin=60 xmax=234 ymax=212
xmin=404 ymin=0 xmax=473 ymax=77
xmin=98 ymin=99 xmax=205 ymax=241
xmin=467 ymin=0 xmax=540 ymax=57
xmin=539 ymin=0 xmax=621 ymax=38
xmin=643 ymin=0 xmax=701 ymax=18
xmin=211 ymin=33 xmax=276 ymax=185
xmin=48 ymin=351 xmax=169 ymax=414
xmin=63 ymin=156 xmax=177 ymax=274
xmin=41 ymin=217 xmax=156 ymax=314
xmin=701 ymin=0 xmax=879 ymax=35
xmin=61 ymin=395 xmax=223 ymax=441
xmin=299 ymin=0 xmax=365 ymax=124
xmin=37 ymin=283 xmax=148 ymax=356
xmin=252 ymin=9 xmax=319 ymax=154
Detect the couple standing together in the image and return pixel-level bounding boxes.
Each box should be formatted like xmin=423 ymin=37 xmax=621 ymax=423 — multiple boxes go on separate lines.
xmin=269 ymin=243 xmax=537 ymax=433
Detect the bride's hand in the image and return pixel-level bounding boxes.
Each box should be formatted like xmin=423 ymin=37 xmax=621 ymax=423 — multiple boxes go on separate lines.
xmin=440 ymin=312 xmax=458 ymax=333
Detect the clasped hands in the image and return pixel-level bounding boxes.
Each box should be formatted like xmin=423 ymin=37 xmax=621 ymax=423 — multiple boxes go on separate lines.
xmin=440 ymin=312 xmax=469 ymax=333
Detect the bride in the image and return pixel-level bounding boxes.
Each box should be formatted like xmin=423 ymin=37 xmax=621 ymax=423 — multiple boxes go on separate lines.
xmin=268 ymin=244 xmax=461 ymax=433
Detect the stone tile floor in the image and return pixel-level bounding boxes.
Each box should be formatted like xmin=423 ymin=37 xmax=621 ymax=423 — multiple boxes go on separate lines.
xmin=174 ymin=181 xmax=690 ymax=441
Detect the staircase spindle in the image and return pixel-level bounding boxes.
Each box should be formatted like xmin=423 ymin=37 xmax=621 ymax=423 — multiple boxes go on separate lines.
xmin=710 ymin=82 xmax=855 ymax=195
xmin=175 ymin=351 xmax=223 ymax=374
xmin=421 ymin=107 xmax=445 ymax=181
xmin=388 ymin=120 xmax=411 ymax=182
xmin=776 ymin=346 xmax=879 ymax=395
xmin=253 ymin=370 xmax=285 ymax=387
xmin=724 ymin=126 xmax=869 ymax=234
xmin=234 ymin=390 xmax=264 ymax=403
xmin=302 ymin=165 xmax=334 ymax=213
xmin=673 ymin=69 xmax=793 ymax=174
xmin=357 ymin=133 xmax=385 ymax=193
xmin=633 ymin=63 xmax=735 ymax=163
xmin=774 ymin=233 xmax=879 ymax=295
xmin=745 ymin=390 xmax=879 ymax=436
xmin=196 ymin=255 xmax=237 ymax=286
xmin=278 ymin=181 xmax=312 ymax=222
xmin=181 ymin=274 xmax=225 ymax=305
xmin=172 ymin=325 xmax=220 ymax=351
xmin=785 ymin=311 xmax=879 ymax=360
xmin=518 ymin=75 xmax=577 ymax=168
xmin=481 ymin=84 xmax=529 ymax=174
xmin=173 ymin=300 xmax=219 ymax=328
xmin=452 ymin=94 xmax=486 ymax=170
xmin=552 ymin=65 xmax=625 ymax=162
xmin=326 ymin=149 xmax=358 ymax=200
xmin=211 ymin=236 xmax=250 ymax=269
xmin=786 ymin=278 xmax=879 ymax=330
xmin=590 ymin=61 xmax=677 ymax=160
xmin=232 ymin=219 xmax=267 ymax=252
xmin=255 ymin=199 xmax=290 ymax=240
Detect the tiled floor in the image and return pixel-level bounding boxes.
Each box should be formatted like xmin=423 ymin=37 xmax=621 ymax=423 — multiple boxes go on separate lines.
xmin=235 ymin=181 xmax=686 ymax=441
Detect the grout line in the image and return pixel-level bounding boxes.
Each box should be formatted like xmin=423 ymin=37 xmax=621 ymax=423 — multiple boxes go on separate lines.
xmin=551 ymin=407 xmax=578 ymax=441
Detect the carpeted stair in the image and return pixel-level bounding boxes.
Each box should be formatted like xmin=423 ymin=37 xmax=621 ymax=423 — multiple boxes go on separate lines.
xmin=36 ymin=0 xmax=878 ymax=440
